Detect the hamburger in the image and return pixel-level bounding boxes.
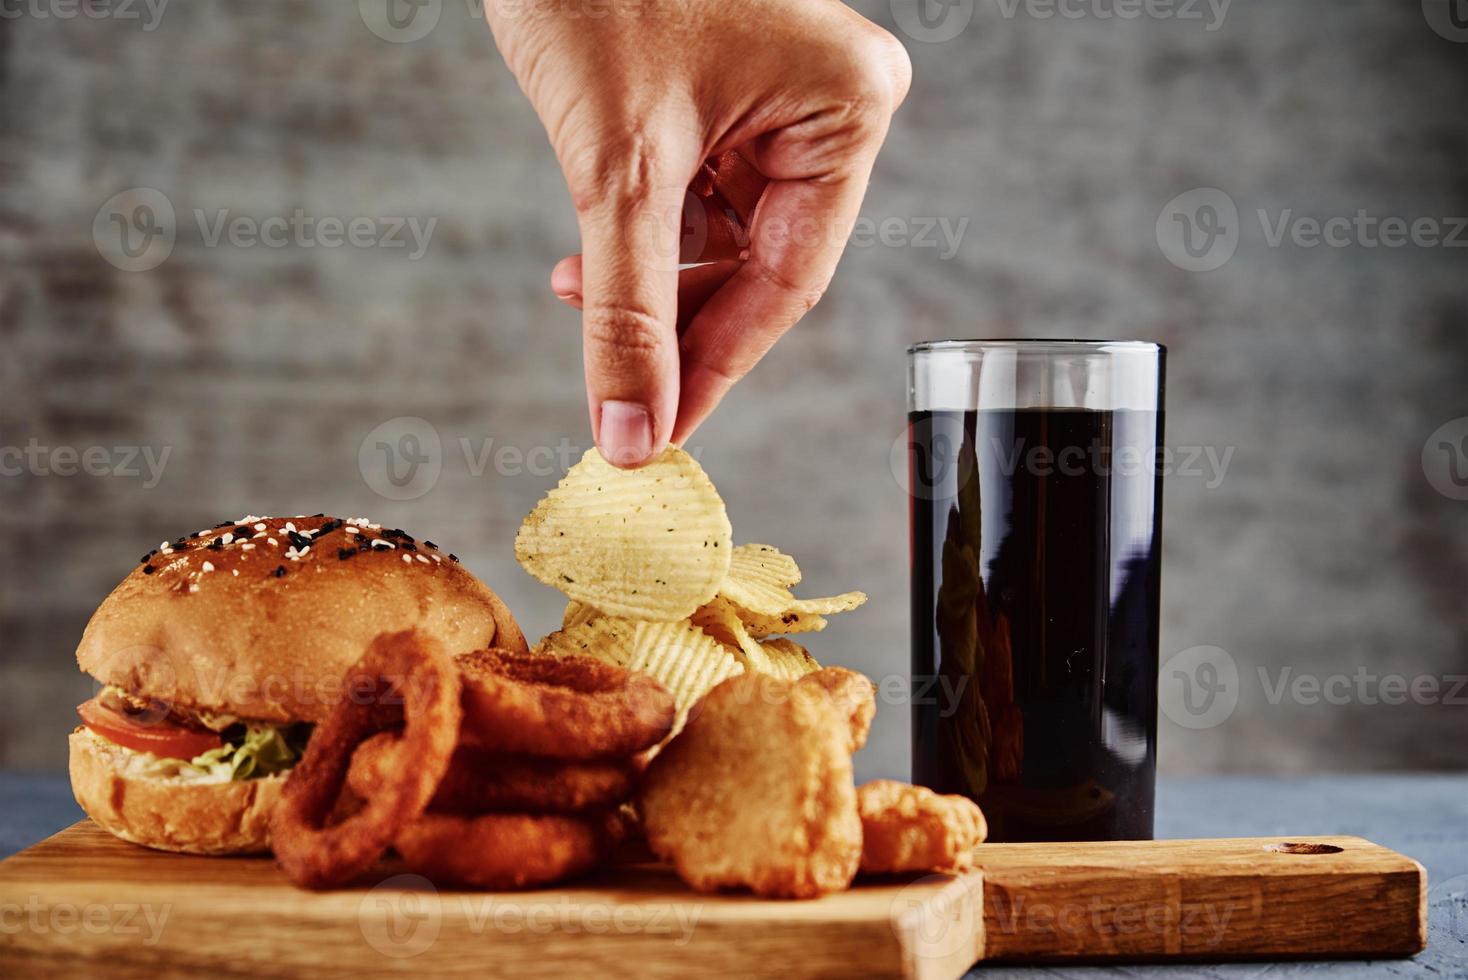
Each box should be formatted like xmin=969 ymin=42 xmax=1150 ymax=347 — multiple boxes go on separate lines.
xmin=70 ymin=515 xmax=526 ymax=855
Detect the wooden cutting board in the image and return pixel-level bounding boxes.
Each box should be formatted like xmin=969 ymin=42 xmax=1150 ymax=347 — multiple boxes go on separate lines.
xmin=0 ymin=822 xmax=1425 ymax=978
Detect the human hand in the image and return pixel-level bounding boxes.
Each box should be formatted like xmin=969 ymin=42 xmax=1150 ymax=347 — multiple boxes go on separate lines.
xmin=485 ymin=0 xmax=911 ymax=466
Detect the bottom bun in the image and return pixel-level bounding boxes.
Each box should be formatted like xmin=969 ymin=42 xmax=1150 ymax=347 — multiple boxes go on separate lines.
xmin=68 ymin=728 xmax=284 ymax=855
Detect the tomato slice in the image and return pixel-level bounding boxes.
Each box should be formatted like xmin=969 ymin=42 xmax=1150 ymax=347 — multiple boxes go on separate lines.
xmin=78 ymin=697 xmax=223 ymax=760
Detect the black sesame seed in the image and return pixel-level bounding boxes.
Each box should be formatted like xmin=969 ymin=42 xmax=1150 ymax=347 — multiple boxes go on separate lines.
xmin=358 ymin=543 xmax=372 ymax=553
xmin=274 ymin=566 xmax=287 ymax=578
xmin=423 ymin=540 xmax=438 ymax=550
xmin=208 ymin=538 xmax=224 ymax=551
xmin=214 ymin=522 xmax=230 ymax=529
xmin=337 ymin=548 xmax=355 ymax=560
xmin=449 ymin=554 xmax=459 ymax=563
xmin=310 ymin=513 xmax=325 ymax=518
xmin=288 ymin=531 xmax=311 ymax=550
xmin=190 ymin=532 xmax=201 ymax=539
xmin=232 ymin=526 xmax=250 ymax=538
xmin=143 ymin=565 xmax=156 ymax=575
xmin=402 ymin=542 xmax=418 ymax=552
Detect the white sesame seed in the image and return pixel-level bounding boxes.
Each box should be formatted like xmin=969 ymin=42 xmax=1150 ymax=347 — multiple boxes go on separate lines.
xmin=431 ymin=554 xmax=442 ymax=563
xmin=221 ymin=533 xmax=234 ymax=545
xmin=232 ymin=569 xmax=239 ymax=577
xmin=344 ymin=526 xmax=359 ymax=534
xmin=285 ymin=522 xmax=297 ymax=533
xmin=371 ymin=540 xmax=395 ymax=550
xmin=159 ymin=542 xmax=169 ymax=551
xmin=415 ymin=554 xmax=429 ymax=564
xmin=188 ymin=583 xmax=199 ymax=594
xmin=201 ymin=561 xmax=215 ymax=573
xmin=268 ymin=538 xmax=278 ymax=547
xmin=402 ymin=554 xmax=412 ymax=564
xmin=254 ymin=522 xmax=267 ymax=531
xmin=241 ymin=543 xmax=255 ymax=551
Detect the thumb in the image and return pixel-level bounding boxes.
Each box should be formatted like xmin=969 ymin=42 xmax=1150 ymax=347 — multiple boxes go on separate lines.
xmin=575 ymin=176 xmax=688 ymax=469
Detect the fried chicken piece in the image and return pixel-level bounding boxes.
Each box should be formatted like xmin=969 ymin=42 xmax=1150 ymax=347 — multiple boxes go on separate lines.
xmin=857 ymin=779 xmax=987 ymax=875
xmin=640 ymin=670 xmax=863 ymax=899
xmin=797 ymin=667 xmax=875 ymax=751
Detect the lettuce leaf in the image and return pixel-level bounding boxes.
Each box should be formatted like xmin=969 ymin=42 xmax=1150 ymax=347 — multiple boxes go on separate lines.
xmin=189 ymin=724 xmax=307 ymax=780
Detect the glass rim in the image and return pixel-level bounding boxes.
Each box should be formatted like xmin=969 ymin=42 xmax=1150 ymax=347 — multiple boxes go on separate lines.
xmin=908 ymin=339 xmax=1165 ymax=356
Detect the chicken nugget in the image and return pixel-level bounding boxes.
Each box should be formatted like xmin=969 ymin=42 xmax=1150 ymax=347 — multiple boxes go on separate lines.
xmin=857 ymin=779 xmax=987 ymax=875
xmin=798 ymin=667 xmax=875 ymax=751
xmin=640 ymin=671 xmax=862 ymax=899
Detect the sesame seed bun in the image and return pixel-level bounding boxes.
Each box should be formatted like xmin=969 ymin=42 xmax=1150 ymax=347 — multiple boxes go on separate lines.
xmin=75 ymin=516 xmax=527 ymax=723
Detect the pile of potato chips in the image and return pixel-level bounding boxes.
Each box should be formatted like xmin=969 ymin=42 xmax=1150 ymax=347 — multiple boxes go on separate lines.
xmin=518 ymin=448 xmax=867 ymax=726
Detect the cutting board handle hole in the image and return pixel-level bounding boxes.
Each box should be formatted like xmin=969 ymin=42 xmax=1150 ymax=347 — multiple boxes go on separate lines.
xmin=1266 ymin=842 xmax=1343 ymax=855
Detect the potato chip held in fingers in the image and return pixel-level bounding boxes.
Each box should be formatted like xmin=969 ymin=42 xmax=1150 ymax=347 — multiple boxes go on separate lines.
xmin=515 ymin=447 xmax=733 ymax=621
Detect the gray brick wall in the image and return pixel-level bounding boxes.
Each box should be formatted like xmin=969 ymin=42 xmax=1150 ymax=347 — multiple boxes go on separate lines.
xmin=1 ymin=0 xmax=1463 ymax=779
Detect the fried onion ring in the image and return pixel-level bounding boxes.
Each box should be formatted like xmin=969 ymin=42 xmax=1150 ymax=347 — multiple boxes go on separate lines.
xmin=348 ymin=733 xmax=635 ymax=813
xmin=456 ymin=649 xmax=675 ymax=760
xmin=270 ymin=630 xmax=460 ymax=889
xmin=394 ymin=812 xmax=609 ymax=889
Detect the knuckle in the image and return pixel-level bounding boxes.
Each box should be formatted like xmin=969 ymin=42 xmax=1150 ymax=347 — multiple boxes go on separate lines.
xmin=563 ymin=123 xmax=669 ymax=217
xmin=746 ymin=258 xmax=828 ymax=316
xmin=583 ymin=303 xmax=668 ymax=356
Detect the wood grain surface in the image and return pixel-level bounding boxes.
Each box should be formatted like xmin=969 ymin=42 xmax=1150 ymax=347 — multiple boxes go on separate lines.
xmin=0 ymin=823 xmax=1426 ymax=978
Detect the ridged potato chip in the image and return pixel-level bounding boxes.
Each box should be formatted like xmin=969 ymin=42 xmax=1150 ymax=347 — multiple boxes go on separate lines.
xmin=729 ymin=606 xmax=829 ymax=638
xmin=691 ymin=597 xmax=778 ymax=673
xmin=562 ymin=600 xmax=602 ymax=629
xmin=516 ymin=448 xmax=733 ymax=621
xmin=536 ymin=617 xmax=743 ymax=730
xmin=759 ymin=638 xmax=822 ymax=680
xmin=719 ymin=544 xmax=803 ymax=613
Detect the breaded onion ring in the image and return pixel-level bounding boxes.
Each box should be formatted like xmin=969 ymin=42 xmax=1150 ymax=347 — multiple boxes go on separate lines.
xmin=348 ymin=733 xmax=635 ymax=813
xmin=456 ymin=649 xmax=675 ymax=760
xmin=271 ymin=630 xmax=460 ymax=889
xmin=394 ymin=812 xmax=609 ymax=889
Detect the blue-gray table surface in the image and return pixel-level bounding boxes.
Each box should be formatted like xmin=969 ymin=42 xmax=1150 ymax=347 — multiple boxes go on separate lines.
xmin=2 ymin=774 xmax=1464 ymax=978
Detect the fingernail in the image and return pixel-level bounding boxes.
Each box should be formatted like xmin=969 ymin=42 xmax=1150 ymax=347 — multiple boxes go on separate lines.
xmin=598 ymin=401 xmax=655 ymax=467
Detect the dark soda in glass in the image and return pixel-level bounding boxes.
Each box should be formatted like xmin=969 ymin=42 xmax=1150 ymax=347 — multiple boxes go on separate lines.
xmin=909 ymin=404 xmax=1163 ymax=842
